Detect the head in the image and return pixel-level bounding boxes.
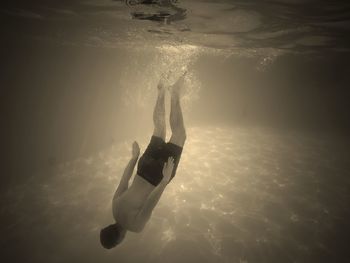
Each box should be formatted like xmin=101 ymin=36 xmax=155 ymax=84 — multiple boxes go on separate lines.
xmin=100 ymin=223 xmax=127 ymax=249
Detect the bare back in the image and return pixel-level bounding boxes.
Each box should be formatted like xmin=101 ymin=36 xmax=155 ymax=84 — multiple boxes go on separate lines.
xmin=112 ymin=174 xmax=155 ymax=231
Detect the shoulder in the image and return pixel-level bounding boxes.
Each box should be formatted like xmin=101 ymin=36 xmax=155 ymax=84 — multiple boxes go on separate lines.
xmin=130 ymin=217 xmax=146 ymax=233
xmin=113 ymin=194 xmax=121 ymax=207
xmin=132 ymin=209 xmax=152 ymax=232
xmin=112 ymin=197 xmax=121 ymax=220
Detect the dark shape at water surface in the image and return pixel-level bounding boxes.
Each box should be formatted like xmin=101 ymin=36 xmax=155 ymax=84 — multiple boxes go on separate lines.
xmin=132 ymin=11 xmax=171 ymax=21
xmin=125 ymin=0 xmax=187 ymax=23
xmin=124 ymin=0 xmax=179 ymax=7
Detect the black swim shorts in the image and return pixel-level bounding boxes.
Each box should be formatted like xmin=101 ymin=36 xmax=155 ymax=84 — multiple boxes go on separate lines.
xmin=137 ymin=135 xmax=183 ymax=186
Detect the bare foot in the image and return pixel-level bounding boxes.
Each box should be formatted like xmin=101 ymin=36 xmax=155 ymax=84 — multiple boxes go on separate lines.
xmin=171 ymin=71 xmax=187 ymax=97
xmin=158 ymin=71 xmax=172 ymax=93
xmin=157 ymin=83 xmax=166 ymax=95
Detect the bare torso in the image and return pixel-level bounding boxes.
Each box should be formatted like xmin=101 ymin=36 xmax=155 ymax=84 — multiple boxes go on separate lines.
xmin=113 ymin=174 xmax=155 ymax=231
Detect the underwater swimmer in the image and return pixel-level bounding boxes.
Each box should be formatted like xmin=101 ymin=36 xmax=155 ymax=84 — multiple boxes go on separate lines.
xmin=100 ymin=71 xmax=187 ymax=249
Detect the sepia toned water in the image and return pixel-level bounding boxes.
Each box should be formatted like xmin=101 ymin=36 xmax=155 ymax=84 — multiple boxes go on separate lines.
xmin=1 ymin=0 xmax=350 ymax=262
xmin=2 ymin=127 xmax=349 ymax=262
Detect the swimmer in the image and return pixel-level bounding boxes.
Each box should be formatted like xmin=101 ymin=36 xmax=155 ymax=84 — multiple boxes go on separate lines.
xmin=100 ymin=71 xmax=187 ymax=249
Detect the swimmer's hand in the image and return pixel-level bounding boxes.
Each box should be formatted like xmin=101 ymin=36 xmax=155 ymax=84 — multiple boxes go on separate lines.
xmin=162 ymin=156 xmax=175 ymax=183
xmin=132 ymin=141 xmax=140 ymax=158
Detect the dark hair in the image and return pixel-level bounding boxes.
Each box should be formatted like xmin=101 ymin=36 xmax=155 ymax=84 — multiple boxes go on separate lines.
xmin=100 ymin=223 xmax=125 ymax=249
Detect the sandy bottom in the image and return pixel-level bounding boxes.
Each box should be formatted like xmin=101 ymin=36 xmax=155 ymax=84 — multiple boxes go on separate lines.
xmin=1 ymin=126 xmax=349 ymax=263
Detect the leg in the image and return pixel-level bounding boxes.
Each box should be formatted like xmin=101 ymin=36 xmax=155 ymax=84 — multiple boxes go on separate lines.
xmin=169 ymin=78 xmax=187 ymax=147
xmin=153 ymin=85 xmax=166 ymax=141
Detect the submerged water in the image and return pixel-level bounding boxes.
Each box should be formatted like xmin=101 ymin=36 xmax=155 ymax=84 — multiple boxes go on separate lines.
xmin=2 ymin=0 xmax=350 ymax=262
xmin=2 ymin=127 xmax=350 ymax=262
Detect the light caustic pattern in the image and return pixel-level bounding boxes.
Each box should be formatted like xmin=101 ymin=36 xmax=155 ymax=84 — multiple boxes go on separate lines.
xmin=119 ymin=44 xmax=201 ymax=112
xmin=2 ymin=126 xmax=349 ymax=262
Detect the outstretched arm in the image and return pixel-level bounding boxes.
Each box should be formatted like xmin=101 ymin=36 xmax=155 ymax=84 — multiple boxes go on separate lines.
xmin=113 ymin=141 xmax=140 ymax=200
xmin=134 ymin=157 xmax=175 ymax=230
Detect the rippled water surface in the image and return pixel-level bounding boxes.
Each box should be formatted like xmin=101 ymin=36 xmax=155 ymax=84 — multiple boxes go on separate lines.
xmin=3 ymin=0 xmax=350 ymax=52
